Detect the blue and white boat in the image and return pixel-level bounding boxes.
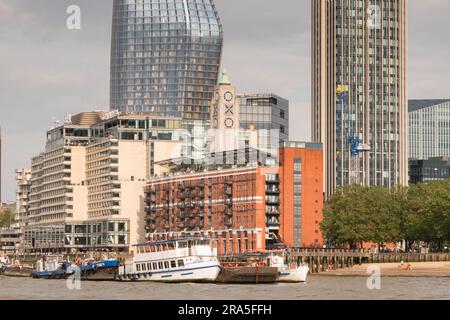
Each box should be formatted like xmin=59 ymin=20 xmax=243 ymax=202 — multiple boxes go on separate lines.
xmin=32 ymin=256 xmax=72 ymax=279
xmin=80 ymin=259 xmax=119 ymax=281
xmin=32 ymin=256 xmax=120 ymax=280
xmin=117 ymin=238 xmax=220 ymax=283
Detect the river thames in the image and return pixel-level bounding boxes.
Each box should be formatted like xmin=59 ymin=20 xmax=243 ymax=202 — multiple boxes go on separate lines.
xmin=1 ymin=276 xmax=450 ymax=300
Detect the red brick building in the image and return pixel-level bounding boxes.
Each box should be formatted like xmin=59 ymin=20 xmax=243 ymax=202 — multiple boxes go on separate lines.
xmin=144 ymin=142 xmax=324 ymax=253
xmin=279 ymin=142 xmax=324 ymax=248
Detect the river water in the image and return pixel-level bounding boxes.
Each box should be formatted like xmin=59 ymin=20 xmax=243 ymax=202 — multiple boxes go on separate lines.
xmin=1 ymin=276 xmax=449 ymax=300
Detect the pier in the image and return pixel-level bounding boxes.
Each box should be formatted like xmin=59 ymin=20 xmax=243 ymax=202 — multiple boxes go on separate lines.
xmin=288 ymin=249 xmax=450 ymax=274
xmin=289 ymin=249 xmax=369 ymax=274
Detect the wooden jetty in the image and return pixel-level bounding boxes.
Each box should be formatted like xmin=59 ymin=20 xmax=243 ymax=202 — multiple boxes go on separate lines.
xmin=287 ymin=249 xmax=450 ymax=274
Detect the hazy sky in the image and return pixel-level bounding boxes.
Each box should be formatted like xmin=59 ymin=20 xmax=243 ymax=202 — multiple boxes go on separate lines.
xmin=1 ymin=0 xmax=450 ymax=201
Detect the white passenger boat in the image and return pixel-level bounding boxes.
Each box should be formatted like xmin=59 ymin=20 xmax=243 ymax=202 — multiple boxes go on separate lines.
xmin=267 ymin=254 xmax=309 ymax=283
xmin=117 ymin=238 xmax=220 ymax=283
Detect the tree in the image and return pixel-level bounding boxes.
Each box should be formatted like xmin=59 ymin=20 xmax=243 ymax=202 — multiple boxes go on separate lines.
xmin=321 ymin=185 xmax=373 ymax=248
xmin=0 ymin=209 xmax=16 ymax=227
xmin=366 ymin=186 xmax=401 ymax=248
xmin=321 ymin=180 xmax=450 ymax=250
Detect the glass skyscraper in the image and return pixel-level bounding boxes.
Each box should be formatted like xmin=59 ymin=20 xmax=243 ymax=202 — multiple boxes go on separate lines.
xmin=409 ymin=100 xmax=450 ymax=160
xmin=110 ymin=0 xmax=223 ymax=120
xmin=312 ymin=0 xmax=408 ymax=197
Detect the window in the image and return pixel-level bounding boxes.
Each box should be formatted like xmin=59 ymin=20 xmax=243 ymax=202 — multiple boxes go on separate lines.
xmin=164 ymin=261 xmax=169 ymax=269
xmin=153 ymin=262 xmax=158 ymax=270
xmin=158 ymin=262 xmax=163 ymax=269
xmin=136 ymin=264 xmax=141 ymax=272
xmin=170 ymin=261 xmax=176 ymax=268
xmin=142 ymin=264 xmax=147 ymax=271
xmin=177 ymin=260 xmax=184 ymax=267
xmin=148 ymin=263 xmax=152 ymax=271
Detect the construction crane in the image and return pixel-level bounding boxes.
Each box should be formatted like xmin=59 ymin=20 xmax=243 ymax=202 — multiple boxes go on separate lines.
xmin=336 ymin=85 xmax=371 ymax=185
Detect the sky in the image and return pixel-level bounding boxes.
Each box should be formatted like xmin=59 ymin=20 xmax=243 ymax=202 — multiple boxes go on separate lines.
xmin=1 ymin=0 xmax=450 ymax=201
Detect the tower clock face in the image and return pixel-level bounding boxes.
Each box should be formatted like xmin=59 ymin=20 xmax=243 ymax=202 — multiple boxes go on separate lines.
xmin=224 ymin=92 xmax=233 ymax=102
xmin=224 ymin=118 xmax=234 ymax=128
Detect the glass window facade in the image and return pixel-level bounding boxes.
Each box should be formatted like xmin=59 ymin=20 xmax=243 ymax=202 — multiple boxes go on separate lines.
xmin=408 ymin=100 xmax=450 ymax=160
xmin=238 ymin=94 xmax=289 ymax=153
xmin=110 ymin=0 xmax=223 ymax=120
xmin=312 ymin=0 xmax=408 ymax=196
xmin=293 ymin=158 xmax=302 ymax=248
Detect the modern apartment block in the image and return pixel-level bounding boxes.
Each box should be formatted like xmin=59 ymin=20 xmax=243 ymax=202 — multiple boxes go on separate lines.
xmin=110 ymin=0 xmax=223 ymax=120
xmin=144 ymin=142 xmax=324 ymax=252
xmin=239 ymin=94 xmax=289 ymax=153
xmin=312 ymin=0 xmax=408 ymax=197
xmin=409 ymin=157 xmax=450 ymax=184
xmin=15 ymin=168 xmax=32 ymax=253
xmin=26 ymin=111 xmax=198 ymax=253
xmin=409 ymin=100 xmax=450 ymax=160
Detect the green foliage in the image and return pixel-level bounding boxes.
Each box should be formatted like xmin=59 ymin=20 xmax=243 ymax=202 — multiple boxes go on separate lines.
xmin=0 ymin=209 xmax=16 ymax=227
xmin=321 ymin=181 xmax=450 ymax=249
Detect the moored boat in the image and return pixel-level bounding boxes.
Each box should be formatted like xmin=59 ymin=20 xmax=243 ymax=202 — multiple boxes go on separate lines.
xmin=80 ymin=259 xmax=119 ymax=281
xmin=31 ymin=256 xmax=73 ymax=279
xmin=266 ymin=253 xmax=309 ymax=283
xmin=1 ymin=264 xmax=33 ymax=277
xmin=217 ymin=255 xmax=279 ymax=284
xmin=0 ymin=256 xmax=33 ymax=277
xmin=117 ymin=237 xmax=220 ymax=282
xmin=216 ymin=265 xmax=279 ymax=284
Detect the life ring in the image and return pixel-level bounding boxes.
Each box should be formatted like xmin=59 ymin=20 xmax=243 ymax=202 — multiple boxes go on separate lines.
xmin=271 ymin=257 xmax=278 ymax=265
xmin=258 ymin=261 xmax=265 ymax=267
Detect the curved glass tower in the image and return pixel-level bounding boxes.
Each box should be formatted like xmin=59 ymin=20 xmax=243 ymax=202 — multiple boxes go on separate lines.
xmin=110 ymin=0 xmax=223 ymax=120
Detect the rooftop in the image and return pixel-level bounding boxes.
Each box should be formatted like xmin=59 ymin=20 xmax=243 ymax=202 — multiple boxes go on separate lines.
xmin=408 ymin=99 xmax=450 ymax=112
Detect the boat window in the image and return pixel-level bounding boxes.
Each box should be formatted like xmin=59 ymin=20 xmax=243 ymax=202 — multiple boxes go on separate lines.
xmin=142 ymin=264 xmax=147 ymax=271
xmin=177 ymin=260 xmax=184 ymax=267
xmin=178 ymin=242 xmax=187 ymax=248
xmin=153 ymin=262 xmax=157 ymax=270
xmin=164 ymin=261 xmax=169 ymax=269
xmin=158 ymin=262 xmax=163 ymax=269
xmin=148 ymin=263 xmax=152 ymax=270
xmin=136 ymin=264 xmax=141 ymax=272
xmin=170 ymin=261 xmax=176 ymax=268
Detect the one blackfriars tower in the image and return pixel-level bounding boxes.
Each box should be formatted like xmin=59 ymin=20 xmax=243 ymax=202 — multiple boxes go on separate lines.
xmin=110 ymin=0 xmax=223 ymax=120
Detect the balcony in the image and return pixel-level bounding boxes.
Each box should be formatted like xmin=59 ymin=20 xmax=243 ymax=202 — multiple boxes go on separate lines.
xmin=266 ymin=210 xmax=280 ymax=215
xmin=266 ymin=197 xmax=279 ymax=205
xmin=224 ymin=209 xmax=233 ymax=217
xmin=265 ymin=187 xmax=280 ymax=195
xmin=266 ymin=219 xmax=280 ymax=227
xmin=265 ymin=176 xmax=279 ymax=184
